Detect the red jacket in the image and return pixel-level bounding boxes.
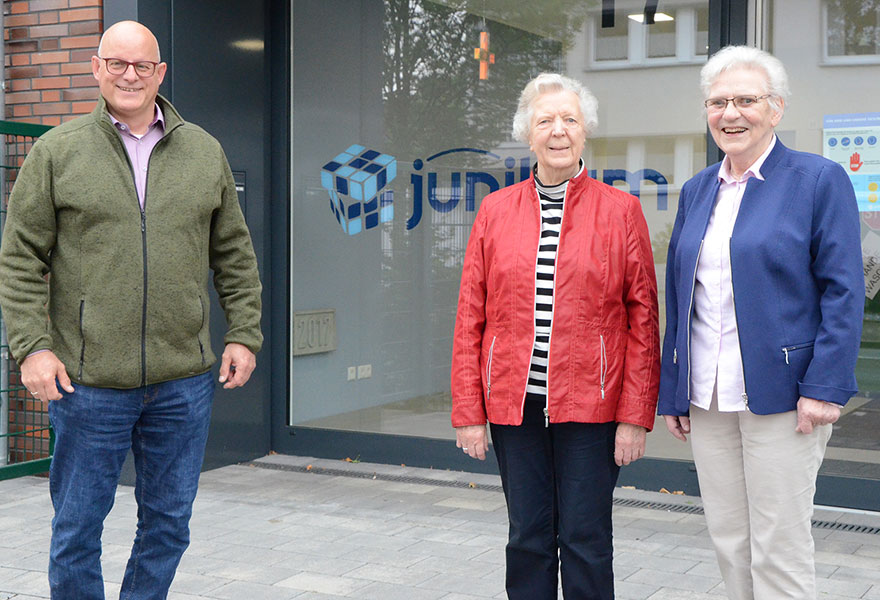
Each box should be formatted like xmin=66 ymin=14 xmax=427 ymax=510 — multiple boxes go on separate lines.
xmin=450 ymin=171 xmax=660 ymax=430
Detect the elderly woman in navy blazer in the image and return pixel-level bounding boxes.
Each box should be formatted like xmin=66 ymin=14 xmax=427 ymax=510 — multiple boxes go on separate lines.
xmin=658 ymin=46 xmax=864 ymax=599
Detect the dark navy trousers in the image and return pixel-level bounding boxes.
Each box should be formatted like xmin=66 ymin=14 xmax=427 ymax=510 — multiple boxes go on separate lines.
xmin=490 ymin=401 xmax=620 ymax=600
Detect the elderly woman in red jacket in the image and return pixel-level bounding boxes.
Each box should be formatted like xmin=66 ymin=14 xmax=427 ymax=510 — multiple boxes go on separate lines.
xmin=450 ymin=72 xmax=660 ymax=600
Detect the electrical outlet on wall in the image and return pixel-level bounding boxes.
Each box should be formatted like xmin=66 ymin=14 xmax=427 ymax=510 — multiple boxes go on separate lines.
xmin=357 ymin=364 xmax=372 ymax=379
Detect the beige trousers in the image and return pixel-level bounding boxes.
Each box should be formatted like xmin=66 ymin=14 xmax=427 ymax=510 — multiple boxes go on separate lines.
xmin=690 ymin=400 xmax=831 ymax=600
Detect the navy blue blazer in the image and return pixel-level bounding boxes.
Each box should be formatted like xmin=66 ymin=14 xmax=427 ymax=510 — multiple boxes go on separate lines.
xmin=658 ymin=140 xmax=864 ymax=416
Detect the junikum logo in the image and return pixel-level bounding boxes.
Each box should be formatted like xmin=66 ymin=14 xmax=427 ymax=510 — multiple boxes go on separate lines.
xmin=321 ymin=145 xmax=669 ymax=234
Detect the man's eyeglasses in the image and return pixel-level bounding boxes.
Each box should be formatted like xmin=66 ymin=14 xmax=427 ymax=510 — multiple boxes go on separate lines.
xmin=704 ymin=94 xmax=772 ymax=112
xmin=98 ymin=57 xmax=159 ymax=78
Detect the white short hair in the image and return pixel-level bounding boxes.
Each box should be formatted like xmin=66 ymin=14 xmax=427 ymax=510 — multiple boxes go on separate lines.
xmin=700 ymin=45 xmax=789 ymax=112
xmin=512 ymin=73 xmax=598 ymax=143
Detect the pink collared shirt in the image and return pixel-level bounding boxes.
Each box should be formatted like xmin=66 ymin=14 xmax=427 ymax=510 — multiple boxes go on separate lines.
xmin=690 ymin=136 xmax=777 ymax=412
xmin=109 ymin=104 xmax=165 ymax=210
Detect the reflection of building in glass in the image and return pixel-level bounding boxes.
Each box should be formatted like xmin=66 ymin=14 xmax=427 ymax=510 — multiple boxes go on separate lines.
xmin=585 ymin=0 xmax=709 ymax=68
xmin=565 ymin=2 xmax=709 ymax=256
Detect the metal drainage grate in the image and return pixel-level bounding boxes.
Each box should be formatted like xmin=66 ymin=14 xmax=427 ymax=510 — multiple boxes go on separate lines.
xmin=243 ymin=461 xmax=880 ymax=535
xmin=612 ymin=497 xmax=704 ymax=515
xmin=811 ymin=520 xmax=880 ymax=535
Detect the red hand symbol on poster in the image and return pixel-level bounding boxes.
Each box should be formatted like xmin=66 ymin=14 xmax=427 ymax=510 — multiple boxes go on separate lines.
xmin=850 ymin=152 xmax=863 ymax=171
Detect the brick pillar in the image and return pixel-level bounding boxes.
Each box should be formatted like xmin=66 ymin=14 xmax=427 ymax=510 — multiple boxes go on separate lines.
xmin=2 ymin=1 xmax=103 ymax=472
xmin=4 ymin=0 xmax=103 ymax=125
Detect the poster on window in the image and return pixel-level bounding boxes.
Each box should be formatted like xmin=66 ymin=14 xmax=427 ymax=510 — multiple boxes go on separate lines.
xmin=823 ymin=113 xmax=880 ymax=214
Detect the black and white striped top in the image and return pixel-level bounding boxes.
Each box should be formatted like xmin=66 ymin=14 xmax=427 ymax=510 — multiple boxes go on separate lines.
xmin=525 ymin=162 xmax=585 ymax=402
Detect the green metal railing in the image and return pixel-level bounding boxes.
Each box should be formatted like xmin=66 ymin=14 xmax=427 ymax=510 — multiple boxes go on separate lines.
xmin=1 ymin=119 xmax=53 ymax=481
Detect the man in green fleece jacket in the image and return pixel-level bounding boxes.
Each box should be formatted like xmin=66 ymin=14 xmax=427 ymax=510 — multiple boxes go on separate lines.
xmin=0 ymin=21 xmax=262 ymax=599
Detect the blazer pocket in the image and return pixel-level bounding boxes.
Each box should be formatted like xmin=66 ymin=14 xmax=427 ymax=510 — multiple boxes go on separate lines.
xmin=782 ymin=340 xmax=815 ymax=386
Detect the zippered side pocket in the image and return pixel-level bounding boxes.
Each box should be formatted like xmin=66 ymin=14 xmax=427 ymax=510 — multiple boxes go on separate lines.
xmin=198 ymin=295 xmax=207 ymax=366
xmin=78 ymin=299 xmax=85 ymax=379
xmin=782 ymin=341 xmax=815 ymax=365
xmin=486 ymin=335 xmax=497 ymax=401
xmin=599 ymin=334 xmax=607 ymax=400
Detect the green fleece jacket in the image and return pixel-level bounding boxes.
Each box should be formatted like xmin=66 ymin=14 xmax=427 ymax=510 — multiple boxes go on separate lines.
xmin=0 ymin=95 xmax=262 ymax=388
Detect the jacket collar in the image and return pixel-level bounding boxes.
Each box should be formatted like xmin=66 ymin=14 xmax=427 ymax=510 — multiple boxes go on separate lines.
xmin=562 ymin=161 xmax=597 ymax=197
xmin=93 ymin=93 xmax=184 ymax=137
xmin=709 ymin=137 xmax=788 ymax=182
xmin=754 ymin=136 xmax=787 ymax=179
xmin=533 ymin=159 xmax=587 ymax=191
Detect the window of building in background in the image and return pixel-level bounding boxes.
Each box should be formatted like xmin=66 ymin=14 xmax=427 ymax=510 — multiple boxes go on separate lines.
xmin=590 ymin=1 xmax=709 ymax=67
xmin=695 ymin=4 xmax=709 ymax=56
xmin=647 ymin=16 xmax=676 ymax=58
xmin=595 ymin=7 xmax=629 ymax=60
xmin=823 ymin=0 xmax=880 ymax=62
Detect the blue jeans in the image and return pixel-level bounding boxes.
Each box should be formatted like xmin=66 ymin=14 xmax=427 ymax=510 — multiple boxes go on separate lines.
xmin=490 ymin=401 xmax=620 ymax=600
xmin=48 ymin=371 xmax=214 ymax=600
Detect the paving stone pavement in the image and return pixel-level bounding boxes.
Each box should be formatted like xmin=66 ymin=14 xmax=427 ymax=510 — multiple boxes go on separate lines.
xmin=1 ymin=453 xmax=879 ymax=599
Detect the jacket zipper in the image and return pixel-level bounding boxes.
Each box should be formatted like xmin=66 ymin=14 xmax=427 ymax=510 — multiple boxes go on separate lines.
xmin=140 ymin=208 xmax=148 ymax=386
xmin=486 ymin=335 xmax=496 ymax=401
xmin=599 ymin=334 xmax=607 ymax=400
xmin=542 ymin=186 xmax=569 ymax=428
xmin=685 ymin=240 xmax=704 ymax=400
xmin=114 ymin=127 xmax=169 ymax=387
xmin=78 ymin=300 xmax=85 ymax=379
xmin=521 ymin=188 xmax=542 ymax=422
xmin=728 ymin=239 xmax=749 ymax=409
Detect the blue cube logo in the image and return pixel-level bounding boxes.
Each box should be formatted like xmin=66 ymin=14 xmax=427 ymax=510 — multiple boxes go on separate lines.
xmin=321 ymin=144 xmax=397 ymax=235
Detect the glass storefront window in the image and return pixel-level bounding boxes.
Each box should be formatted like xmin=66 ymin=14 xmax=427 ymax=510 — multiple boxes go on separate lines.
xmin=290 ymin=1 xmax=705 ymax=464
xmin=768 ymin=0 xmax=880 ymax=482
xmin=286 ymin=0 xmax=880 ymax=506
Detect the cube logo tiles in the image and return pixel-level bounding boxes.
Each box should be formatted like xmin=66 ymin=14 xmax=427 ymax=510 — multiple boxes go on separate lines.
xmin=321 ymin=144 xmax=397 ymax=235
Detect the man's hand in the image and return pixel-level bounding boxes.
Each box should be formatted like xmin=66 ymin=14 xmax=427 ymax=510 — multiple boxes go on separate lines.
xmin=218 ymin=342 xmax=256 ymax=389
xmin=455 ymin=424 xmax=489 ymax=460
xmin=796 ymin=396 xmax=840 ymax=434
xmin=663 ymin=414 xmax=691 ymax=442
xmin=20 ymin=351 xmax=75 ymax=402
xmin=615 ymin=422 xmax=647 ymax=466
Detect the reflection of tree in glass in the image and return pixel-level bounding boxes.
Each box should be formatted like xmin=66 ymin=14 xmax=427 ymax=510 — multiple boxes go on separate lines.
xmin=827 ymin=0 xmax=880 ymax=56
xmin=379 ymin=1 xmax=593 ymax=404
xmin=438 ymin=0 xmax=595 ymax=42
xmin=382 ymin=0 xmax=578 ymax=159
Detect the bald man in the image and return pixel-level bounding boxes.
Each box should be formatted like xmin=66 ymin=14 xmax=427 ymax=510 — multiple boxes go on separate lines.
xmin=0 ymin=21 xmax=262 ymax=598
